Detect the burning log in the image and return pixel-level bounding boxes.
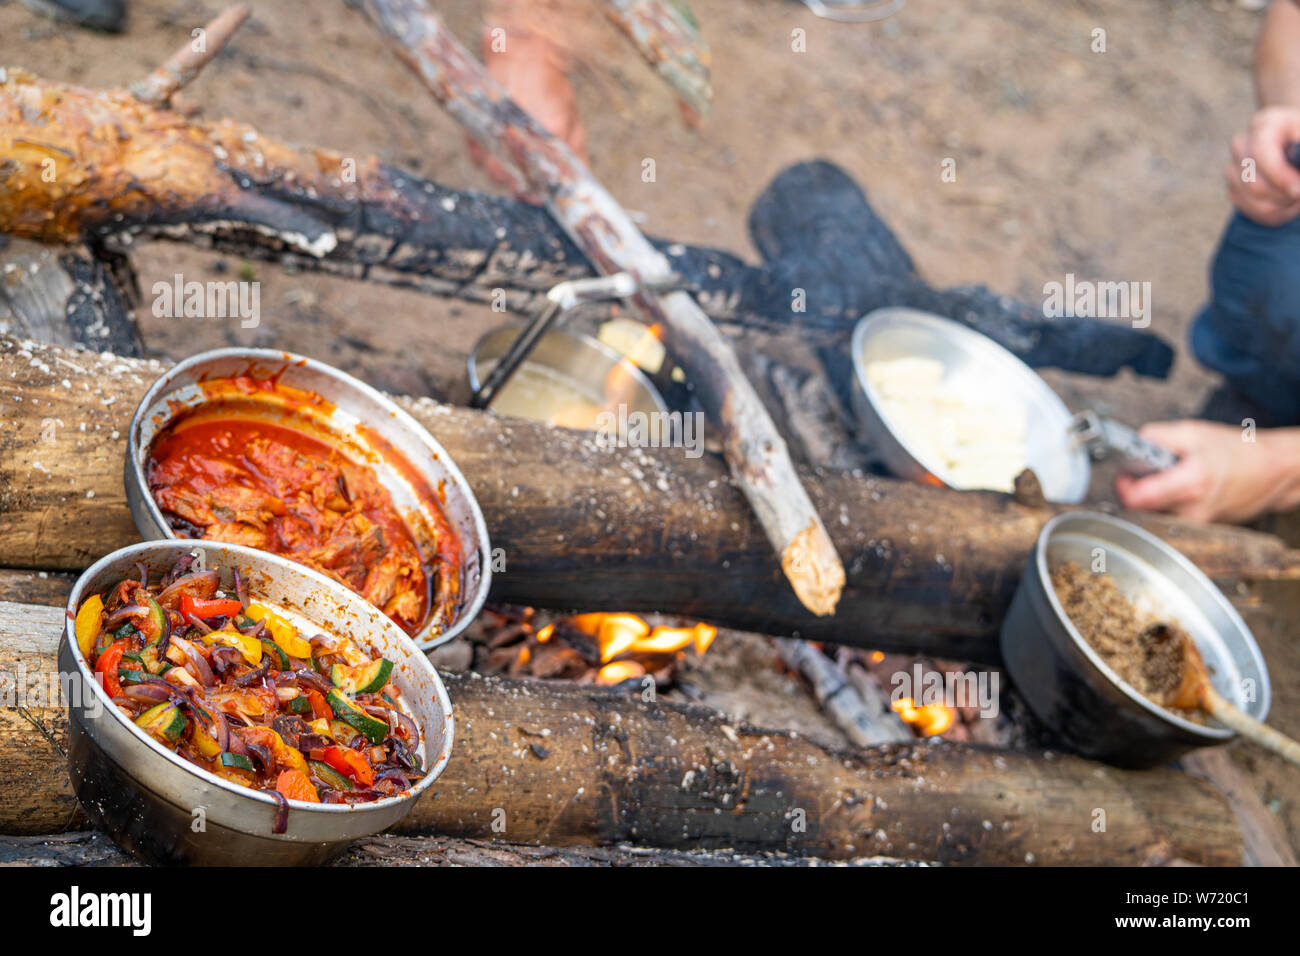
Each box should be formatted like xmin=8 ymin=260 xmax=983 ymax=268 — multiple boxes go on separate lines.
xmin=2 ymin=336 xmax=1298 ymax=661
xmin=0 ymin=599 xmax=1241 ymax=864
xmin=354 ymin=0 xmax=845 ymax=618
xmin=0 ymin=71 xmax=1170 ymax=379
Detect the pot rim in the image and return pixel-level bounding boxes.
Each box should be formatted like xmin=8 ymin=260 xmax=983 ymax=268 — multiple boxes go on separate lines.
xmin=1034 ymin=511 xmax=1264 ymax=741
xmin=65 ymin=539 xmax=455 ymax=818
xmin=126 ymin=346 xmax=492 ymax=650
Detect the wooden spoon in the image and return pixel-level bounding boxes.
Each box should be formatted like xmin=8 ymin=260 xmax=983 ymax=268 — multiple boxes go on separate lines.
xmin=1147 ymin=624 xmax=1300 ymax=767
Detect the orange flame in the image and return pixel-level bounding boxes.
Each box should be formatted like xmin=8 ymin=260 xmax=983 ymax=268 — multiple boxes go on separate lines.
xmin=891 ymin=697 xmax=956 ymax=737
xmin=568 ymin=612 xmax=717 ymax=664
xmin=602 ymin=323 xmax=663 ymax=406
xmin=597 ymin=660 xmax=647 ymax=685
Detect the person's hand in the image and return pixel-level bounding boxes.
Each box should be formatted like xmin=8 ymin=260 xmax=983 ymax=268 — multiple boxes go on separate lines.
xmin=1225 ymin=106 xmax=1300 ymax=226
xmin=1114 ymin=420 xmax=1300 ymax=524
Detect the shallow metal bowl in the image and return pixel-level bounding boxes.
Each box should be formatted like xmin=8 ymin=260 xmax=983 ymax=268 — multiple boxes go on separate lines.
xmin=1000 ymin=512 xmax=1270 ymax=767
xmin=850 ymin=308 xmax=1090 ymax=503
xmin=468 ymin=326 xmax=669 ymax=426
xmin=126 ymin=348 xmax=491 ymax=651
xmin=62 ymin=540 xmax=454 ymax=865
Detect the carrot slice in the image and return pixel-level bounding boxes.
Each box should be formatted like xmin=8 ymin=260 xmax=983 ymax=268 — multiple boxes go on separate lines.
xmin=275 ymin=768 xmax=320 ymax=803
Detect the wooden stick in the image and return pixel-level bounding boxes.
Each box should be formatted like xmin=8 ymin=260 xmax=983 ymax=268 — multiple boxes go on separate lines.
xmin=0 ymin=599 xmax=1241 ymax=864
xmin=129 ymin=4 xmax=253 ymax=106
xmin=773 ymin=637 xmax=912 ymax=746
xmin=1167 ymin=625 xmax=1300 ymax=768
xmin=353 ymin=0 xmax=846 ymax=617
xmin=3 ymin=336 xmax=1299 ymax=660
xmin=1203 ymin=690 xmax=1300 ymax=768
xmin=602 ymin=0 xmax=712 ymax=117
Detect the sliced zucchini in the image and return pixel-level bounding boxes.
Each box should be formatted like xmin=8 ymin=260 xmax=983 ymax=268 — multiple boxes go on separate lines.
xmin=308 ymin=759 xmax=353 ymax=792
xmin=288 ymin=695 xmax=312 ymax=716
xmin=219 ymin=751 xmax=254 ymax=772
xmin=117 ymin=668 xmax=151 ymax=685
xmin=326 ymin=689 xmax=389 ymax=745
xmin=136 ymin=595 xmax=166 ymax=644
xmin=135 ymin=702 xmax=186 ymax=743
xmin=330 ymin=658 xmax=393 ymax=695
xmin=328 ymin=719 xmax=360 ymax=747
xmin=261 ymin=639 xmax=290 ymax=670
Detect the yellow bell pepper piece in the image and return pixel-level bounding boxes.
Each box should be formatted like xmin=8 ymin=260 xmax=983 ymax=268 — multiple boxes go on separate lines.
xmin=192 ymin=720 xmax=223 ymax=758
xmin=207 ymin=627 xmax=262 ymax=666
xmin=74 ymin=594 xmax=103 ymax=659
xmin=246 ymin=603 xmax=312 ymax=659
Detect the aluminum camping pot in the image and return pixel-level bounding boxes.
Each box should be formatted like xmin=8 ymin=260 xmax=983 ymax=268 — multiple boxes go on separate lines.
xmin=125 ymin=347 xmax=491 ymax=651
xmin=62 ymin=540 xmax=454 ymax=865
xmin=850 ymin=308 xmax=1091 ymax=503
xmin=999 ymin=512 xmax=1270 ymax=768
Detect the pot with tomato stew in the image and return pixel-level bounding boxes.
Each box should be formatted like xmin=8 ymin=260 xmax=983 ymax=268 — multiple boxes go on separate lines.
xmin=126 ymin=350 xmax=492 ymax=650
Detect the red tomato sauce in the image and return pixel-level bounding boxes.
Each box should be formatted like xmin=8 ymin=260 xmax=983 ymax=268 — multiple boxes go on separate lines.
xmin=148 ymin=416 xmax=439 ymax=635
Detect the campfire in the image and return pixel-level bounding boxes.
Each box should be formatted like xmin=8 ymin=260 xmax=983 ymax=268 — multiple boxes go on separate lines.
xmin=466 ymin=606 xmax=717 ymax=686
xmin=891 ymin=696 xmax=956 ymax=737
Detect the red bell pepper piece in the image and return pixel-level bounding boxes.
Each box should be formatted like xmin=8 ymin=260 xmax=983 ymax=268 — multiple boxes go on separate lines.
xmin=95 ymin=639 xmax=129 ymax=699
xmin=179 ymin=594 xmax=244 ymax=621
xmin=321 ymin=745 xmax=375 ymax=787
xmin=304 ymin=688 xmax=331 ymax=722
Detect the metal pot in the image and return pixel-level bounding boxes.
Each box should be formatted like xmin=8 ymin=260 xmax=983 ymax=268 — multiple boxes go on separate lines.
xmin=1000 ymin=512 xmax=1270 ymax=767
xmin=468 ymin=325 xmax=669 ymax=427
xmin=62 ymin=540 xmax=454 ymax=866
xmin=125 ymin=348 xmax=491 ymax=651
xmin=850 ymin=308 xmax=1091 ymax=503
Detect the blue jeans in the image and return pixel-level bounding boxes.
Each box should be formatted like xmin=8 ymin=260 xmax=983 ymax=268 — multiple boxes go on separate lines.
xmin=1191 ymin=211 xmax=1300 ymax=425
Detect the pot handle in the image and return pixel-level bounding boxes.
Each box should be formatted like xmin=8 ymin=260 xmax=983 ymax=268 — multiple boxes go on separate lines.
xmin=1069 ymin=411 xmax=1178 ymax=478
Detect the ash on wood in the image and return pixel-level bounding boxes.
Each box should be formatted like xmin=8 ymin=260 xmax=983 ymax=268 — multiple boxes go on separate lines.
xmin=2 ymin=337 xmax=1298 ymax=661
xmin=0 ymin=600 xmax=1242 ymax=864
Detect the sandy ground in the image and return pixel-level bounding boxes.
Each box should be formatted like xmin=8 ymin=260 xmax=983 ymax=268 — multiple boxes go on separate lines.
xmin=5 ymin=0 xmax=1299 ymax=860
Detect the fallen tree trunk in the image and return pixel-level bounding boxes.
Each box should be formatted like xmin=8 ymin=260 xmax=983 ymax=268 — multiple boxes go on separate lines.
xmin=2 ymin=336 xmax=1296 ymax=660
xmin=0 ymin=69 xmax=1172 ymax=377
xmin=0 ymin=600 xmax=1241 ymax=864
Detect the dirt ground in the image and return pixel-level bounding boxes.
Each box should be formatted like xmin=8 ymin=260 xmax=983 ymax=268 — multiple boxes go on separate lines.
xmin=4 ymin=0 xmax=1298 ymax=861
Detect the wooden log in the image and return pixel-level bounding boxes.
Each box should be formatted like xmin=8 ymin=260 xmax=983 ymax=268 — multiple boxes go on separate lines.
xmin=2 ymin=336 xmax=1298 ymax=661
xmin=356 ymin=0 xmax=845 ymax=617
xmin=0 ymin=238 xmax=143 ymax=357
xmin=0 ymin=71 xmax=1172 ymax=379
xmin=0 ymin=600 xmax=1242 ymax=864
xmin=0 ymin=830 xmax=913 ymax=867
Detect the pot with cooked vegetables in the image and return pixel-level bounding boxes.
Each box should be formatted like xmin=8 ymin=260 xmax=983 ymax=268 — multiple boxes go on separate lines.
xmin=61 ymin=540 xmax=454 ymax=866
